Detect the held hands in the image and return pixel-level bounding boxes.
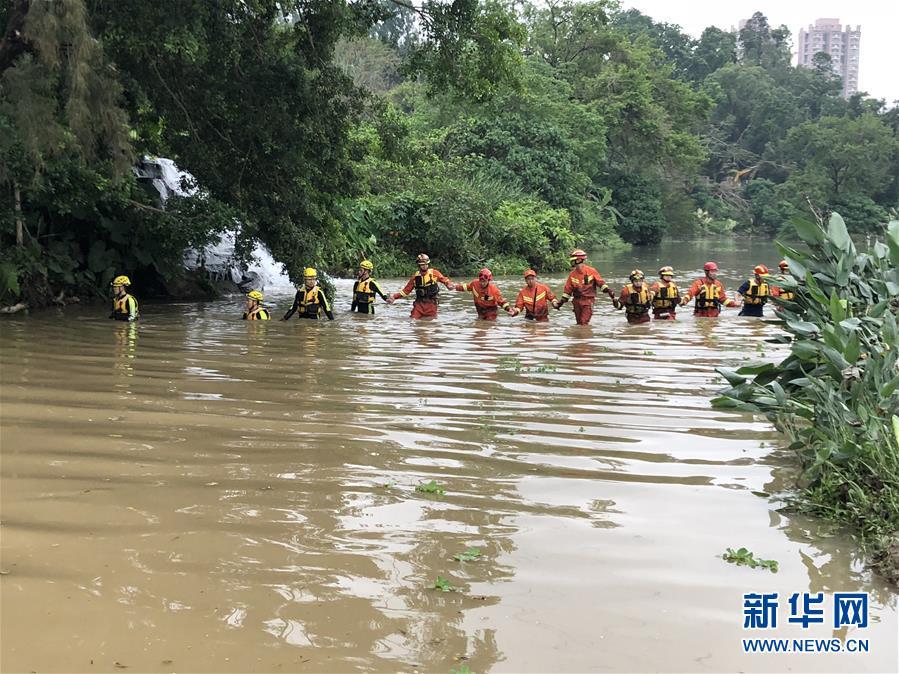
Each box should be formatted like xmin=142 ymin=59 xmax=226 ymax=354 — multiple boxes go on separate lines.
xmin=551 ymin=300 xmax=561 ymax=310
xmin=386 ymin=296 xmax=395 ymax=305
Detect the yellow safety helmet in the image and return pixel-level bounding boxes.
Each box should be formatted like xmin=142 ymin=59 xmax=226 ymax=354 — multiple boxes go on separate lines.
xmin=303 ymin=267 xmax=317 ymax=278
xmin=360 ymin=260 xmax=374 ymax=271
xmin=629 ymin=269 xmax=645 ymax=281
xmin=658 ymin=266 xmax=674 ymax=277
xmin=246 ymin=290 xmax=264 ymax=302
xmin=111 ymin=275 xmax=131 ymax=287
xmin=416 ymin=253 xmax=430 ymax=264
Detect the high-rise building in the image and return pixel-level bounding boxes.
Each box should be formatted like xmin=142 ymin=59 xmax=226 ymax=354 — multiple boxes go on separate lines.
xmin=797 ymin=18 xmax=861 ymax=98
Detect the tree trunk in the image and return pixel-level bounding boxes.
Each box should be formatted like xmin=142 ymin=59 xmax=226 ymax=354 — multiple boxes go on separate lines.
xmin=13 ymin=180 xmax=24 ymax=246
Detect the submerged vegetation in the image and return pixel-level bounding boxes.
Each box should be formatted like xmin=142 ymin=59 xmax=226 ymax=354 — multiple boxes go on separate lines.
xmin=2 ymin=2 xmax=898 ymax=307
xmin=714 ymin=213 xmax=899 ymax=583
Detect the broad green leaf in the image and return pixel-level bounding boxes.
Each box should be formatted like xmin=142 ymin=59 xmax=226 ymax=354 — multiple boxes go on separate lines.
xmin=804 ymin=271 xmax=827 ymax=304
xmin=736 ymin=362 xmax=775 ymax=376
xmin=717 ymin=368 xmax=747 ymax=387
xmin=792 ymin=217 xmax=825 ymax=246
xmin=843 ymin=333 xmax=860 ymax=364
xmin=786 ymin=319 xmax=820 ymax=338
xmin=791 ymin=341 xmax=820 ymax=360
xmin=821 ymin=346 xmax=850 ymax=371
xmin=829 ymin=290 xmax=846 ymax=322
xmin=886 ymin=221 xmax=899 ymax=266
xmin=827 ymin=213 xmax=851 ymax=252
xmin=881 ymin=374 xmax=899 ymax=399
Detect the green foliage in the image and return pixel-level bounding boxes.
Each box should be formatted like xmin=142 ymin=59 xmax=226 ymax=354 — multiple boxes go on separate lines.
xmin=830 ymin=194 xmax=890 ymax=235
xmin=432 ymin=575 xmax=458 ymax=592
xmin=608 ymin=174 xmax=665 ymax=244
xmin=713 ymin=213 xmax=899 ymax=583
xmin=776 ymin=115 xmax=898 ymax=201
xmin=3 ymin=1 xmax=897 ymax=310
xmin=742 ymin=179 xmax=796 ymax=237
xmin=722 ymin=547 xmax=779 ymax=573
xmin=416 ymin=480 xmax=446 ymax=495
xmin=442 ymin=114 xmax=589 ymax=211
xmin=453 ymin=547 xmax=482 ymax=562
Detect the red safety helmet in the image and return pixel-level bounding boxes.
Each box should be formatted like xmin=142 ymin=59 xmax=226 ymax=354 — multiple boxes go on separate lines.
xmin=778 ymin=260 xmax=789 ymax=269
xmin=754 ymin=264 xmax=769 ymax=276
xmin=703 ymin=262 xmax=719 ymax=272
xmin=478 ymin=267 xmax=493 ymax=280
xmin=524 ymin=269 xmax=537 ymax=279
xmin=569 ymin=249 xmax=587 ymax=261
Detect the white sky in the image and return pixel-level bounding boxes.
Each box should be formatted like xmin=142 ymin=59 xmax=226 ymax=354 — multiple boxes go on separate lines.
xmin=622 ymin=0 xmax=899 ymax=104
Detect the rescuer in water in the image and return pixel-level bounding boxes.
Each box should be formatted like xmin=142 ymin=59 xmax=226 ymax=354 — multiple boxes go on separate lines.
xmin=109 ymin=275 xmax=139 ymax=322
xmin=282 ymin=268 xmax=334 ymax=320
xmin=680 ymin=262 xmax=736 ymax=317
xmin=553 ymin=249 xmax=614 ymax=325
xmin=510 ymin=269 xmax=557 ymax=322
xmin=386 ymin=253 xmax=454 ymax=319
xmin=243 ymin=290 xmax=271 ymax=320
xmin=451 ymin=267 xmax=514 ymax=320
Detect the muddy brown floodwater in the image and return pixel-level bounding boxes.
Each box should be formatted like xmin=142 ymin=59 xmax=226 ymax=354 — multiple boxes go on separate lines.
xmin=1 ymin=248 xmax=897 ymax=673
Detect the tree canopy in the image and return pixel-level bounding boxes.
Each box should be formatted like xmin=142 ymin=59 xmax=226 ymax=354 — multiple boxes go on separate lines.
xmin=2 ymin=1 xmax=897 ymax=304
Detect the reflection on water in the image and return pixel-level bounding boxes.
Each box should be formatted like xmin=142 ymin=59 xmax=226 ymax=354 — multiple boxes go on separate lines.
xmin=1 ymin=243 xmax=896 ymax=673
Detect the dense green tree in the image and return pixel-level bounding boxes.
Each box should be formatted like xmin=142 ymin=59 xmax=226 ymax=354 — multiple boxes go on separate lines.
xmin=610 ymin=9 xmax=694 ymax=81
xmin=607 ymin=173 xmax=664 ymax=245
xmin=689 ymin=27 xmax=736 ymax=82
xmin=776 ymin=115 xmax=898 ymax=200
xmin=738 ymin=12 xmax=791 ymax=73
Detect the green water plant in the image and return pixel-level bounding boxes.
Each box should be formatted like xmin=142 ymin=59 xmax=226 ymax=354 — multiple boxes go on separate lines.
xmin=416 ymin=480 xmax=446 ymax=496
xmin=453 ymin=547 xmax=482 ymax=562
xmin=433 ymin=576 xmax=458 ymax=592
xmin=713 ymin=213 xmax=899 ymax=584
xmin=723 ymin=547 xmax=779 ymax=572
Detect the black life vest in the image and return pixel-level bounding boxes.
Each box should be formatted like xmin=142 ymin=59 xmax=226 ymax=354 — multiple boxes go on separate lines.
xmin=414 ymin=271 xmax=440 ymax=302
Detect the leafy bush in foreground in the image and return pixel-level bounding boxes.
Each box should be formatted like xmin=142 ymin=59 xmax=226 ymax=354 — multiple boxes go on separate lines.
xmin=713 ymin=213 xmax=899 ymax=583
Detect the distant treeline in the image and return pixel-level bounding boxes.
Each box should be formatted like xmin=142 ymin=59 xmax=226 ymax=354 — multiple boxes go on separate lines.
xmin=2 ymin=1 xmax=897 ymax=305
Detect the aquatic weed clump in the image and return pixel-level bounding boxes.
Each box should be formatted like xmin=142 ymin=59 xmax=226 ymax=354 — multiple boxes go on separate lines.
xmin=713 ymin=213 xmax=899 ymax=584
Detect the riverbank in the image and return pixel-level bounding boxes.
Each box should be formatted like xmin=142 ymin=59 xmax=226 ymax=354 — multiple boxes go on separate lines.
xmin=714 ymin=214 xmax=899 ymax=586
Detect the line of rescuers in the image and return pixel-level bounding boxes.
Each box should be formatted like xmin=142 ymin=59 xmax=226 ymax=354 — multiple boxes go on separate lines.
xmin=111 ymin=254 xmax=795 ymax=325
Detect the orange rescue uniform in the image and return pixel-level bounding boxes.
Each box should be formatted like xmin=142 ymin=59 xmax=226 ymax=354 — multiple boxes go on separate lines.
xmin=455 ymin=279 xmax=512 ymax=320
xmin=562 ymin=265 xmax=609 ymax=325
xmin=514 ymin=283 xmax=557 ymax=322
xmin=393 ymin=268 xmax=453 ymax=319
xmin=682 ymin=278 xmax=735 ymax=317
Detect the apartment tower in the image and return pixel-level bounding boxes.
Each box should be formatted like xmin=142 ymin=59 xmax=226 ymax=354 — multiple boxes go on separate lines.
xmin=797 ymin=18 xmax=861 ymax=98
